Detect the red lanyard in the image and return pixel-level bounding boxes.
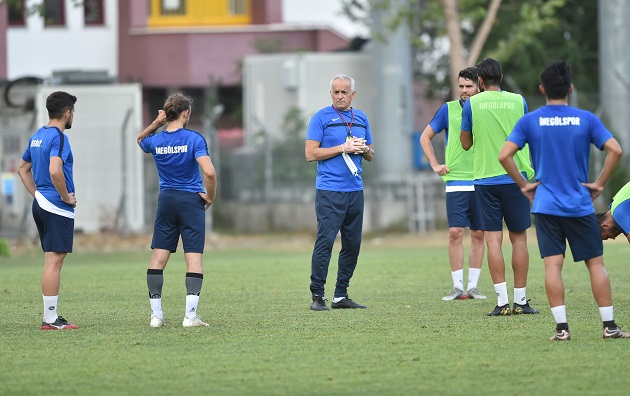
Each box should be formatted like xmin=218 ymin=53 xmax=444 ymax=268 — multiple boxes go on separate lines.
xmin=333 ymin=106 xmax=354 ymax=138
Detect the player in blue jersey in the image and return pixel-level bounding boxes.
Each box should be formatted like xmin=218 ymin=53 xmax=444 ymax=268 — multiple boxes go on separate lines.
xmin=17 ymin=91 xmax=79 ymax=330
xmin=420 ymin=67 xmax=486 ymax=301
xmin=499 ymin=60 xmax=628 ymax=341
xmin=305 ymin=74 xmax=374 ymax=311
xmin=137 ymin=93 xmax=217 ymax=328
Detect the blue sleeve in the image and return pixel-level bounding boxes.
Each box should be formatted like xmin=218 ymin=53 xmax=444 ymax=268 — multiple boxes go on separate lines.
xmin=194 ymin=134 xmax=210 ymax=158
xmin=522 ymin=97 xmax=528 ymax=114
xmin=22 ymin=143 xmax=31 ymax=162
xmin=139 ymin=134 xmax=154 ymax=153
xmin=306 ymin=113 xmax=324 ymax=142
xmin=613 ymin=200 xmax=630 ymax=235
xmin=428 ymin=103 xmax=449 ymax=134
xmin=461 ymin=100 xmax=472 ymax=132
xmin=364 ymin=115 xmax=373 ymax=145
xmin=60 ymin=136 xmax=71 ymax=163
xmin=50 ymin=134 xmax=65 ymax=160
xmin=588 ymin=113 xmax=614 ymax=149
xmin=507 ymin=116 xmax=528 ymax=149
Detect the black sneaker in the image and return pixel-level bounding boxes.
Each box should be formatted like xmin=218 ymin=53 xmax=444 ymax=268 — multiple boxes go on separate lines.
xmin=331 ymin=297 xmax=367 ymax=309
xmin=513 ymin=299 xmax=539 ymax=315
xmin=310 ymin=295 xmax=330 ymax=311
xmin=41 ymin=316 xmax=79 ymax=330
xmin=487 ymin=304 xmax=511 ymax=316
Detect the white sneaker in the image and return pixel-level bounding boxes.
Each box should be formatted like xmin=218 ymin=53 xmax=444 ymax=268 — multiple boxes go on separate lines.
xmin=150 ymin=315 xmax=166 ymax=328
xmin=182 ymin=316 xmax=209 ymax=327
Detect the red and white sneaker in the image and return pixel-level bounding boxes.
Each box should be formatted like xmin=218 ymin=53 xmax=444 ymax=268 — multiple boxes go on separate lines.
xmin=41 ymin=316 xmax=78 ymax=330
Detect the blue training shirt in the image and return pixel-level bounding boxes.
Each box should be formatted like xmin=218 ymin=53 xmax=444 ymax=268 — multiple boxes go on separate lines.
xmin=140 ymin=128 xmax=209 ymax=193
xmin=508 ymin=105 xmax=614 ymax=217
xmin=306 ymin=105 xmax=372 ymax=192
xmin=22 ymin=126 xmax=75 ymax=213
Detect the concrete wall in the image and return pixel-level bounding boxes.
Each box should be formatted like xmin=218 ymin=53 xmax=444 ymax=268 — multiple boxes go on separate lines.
xmin=34 ymin=84 xmax=144 ymax=234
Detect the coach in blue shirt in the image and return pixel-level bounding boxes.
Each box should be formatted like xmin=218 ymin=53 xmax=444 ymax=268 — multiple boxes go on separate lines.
xmin=305 ymin=74 xmax=374 ymax=311
xmin=17 ymin=91 xmax=79 ymax=331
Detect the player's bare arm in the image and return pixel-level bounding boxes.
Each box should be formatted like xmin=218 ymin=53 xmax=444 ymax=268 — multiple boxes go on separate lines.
xmin=50 ymin=156 xmax=76 ymax=208
xmin=460 ymin=130 xmax=472 ymax=151
xmin=582 ymin=137 xmax=622 ymax=201
xmin=17 ymin=159 xmax=36 ymax=197
xmin=420 ymin=125 xmax=449 ymax=176
xmin=304 ymin=138 xmax=366 ymax=162
xmin=499 ymin=141 xmax=539 ymax=202
xmin=137 ymin=110 xmax=167 ymax=146
xmin=197 ymin=155 xmax=217 ymax=210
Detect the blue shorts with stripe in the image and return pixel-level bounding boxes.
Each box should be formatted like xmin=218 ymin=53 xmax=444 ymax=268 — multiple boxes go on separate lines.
xmin=152 ymin=189 xmax=206 ymax=253
xmin=535 ymin=213 xmax=603 ymax=262
xmin=446 ymin=190 xmax=482 ymax=230
xmin=32 ymin=199 xmax=74 ymax=253
xmin=475 ymin=183 xmax=531 ymax=232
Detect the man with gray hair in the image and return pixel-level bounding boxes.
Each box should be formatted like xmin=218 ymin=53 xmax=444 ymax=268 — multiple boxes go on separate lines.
xmin=305 ymin=74 xmax=374 ymax=311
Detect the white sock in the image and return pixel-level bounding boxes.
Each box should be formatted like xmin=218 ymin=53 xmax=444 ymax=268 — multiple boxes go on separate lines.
xmin=494 ymin=282 xmax=508 ymax=306
xmin=599 ymin=306 xmax=614 ymax=322
xmin=43 ymin=295 xmax=58 ymax=323
xmin=150 ymin=298 xmax=163 ymax=319
xmin=185 ymin=295 xmax=200 ymax=319
xmin=332 ymin=297 xmax=346 ymax=303
xmin=550 ymin=305 xmax=567 ymax=324
xmin=451 ymin=269 xmax=464 ymax=291
xmin=467 ymin=268 xmax=481 ymax=291
xmin=514 ymin=287 xmax=527 ymax=305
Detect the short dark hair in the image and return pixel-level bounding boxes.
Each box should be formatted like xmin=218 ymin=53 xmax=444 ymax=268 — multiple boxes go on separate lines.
xmin=476 ymin=58 xmax=502 ymax=86
xmin=540 ymin=60 xmax=572 ymax=99
xmin=46 ymin=91 xmax=77 ymax=119
xmin=458 ymin=67 xmax=478 ymax=83
xmin=163 ymin=93 xmax=193 ymax=122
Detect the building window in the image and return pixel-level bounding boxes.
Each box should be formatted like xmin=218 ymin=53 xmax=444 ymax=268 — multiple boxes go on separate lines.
xmin=84 ymin=0 xmax=105 ymax=26
xmin=44 ymin=0 xmax=65 ymax=27
xmin=8 ymin=0 xmax=25 ymax=26
xmin=161 ymin=0 xmax=185 ymax=16
xmin=229 ymin=0 xmax=246 ymax=15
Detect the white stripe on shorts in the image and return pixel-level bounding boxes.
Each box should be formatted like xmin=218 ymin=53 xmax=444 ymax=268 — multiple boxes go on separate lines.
xmin=445 ymin=185 xmax=475 ymax=193
xmin=35 ymin=190 xmax=75 ymax=219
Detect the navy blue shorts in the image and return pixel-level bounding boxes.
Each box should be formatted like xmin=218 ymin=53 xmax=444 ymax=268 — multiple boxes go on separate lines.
xmin=32 ymin=199 xmax=74 ymax=253
xmin=475 ymin=184 xmax=531 ymax=232
xmin=535 ymin=213 xmax=603 ymax=262
xmin=446 ymin=190 xmax=482 ymax=230
xmin=152 ymin=190 xmax=206 ymax=253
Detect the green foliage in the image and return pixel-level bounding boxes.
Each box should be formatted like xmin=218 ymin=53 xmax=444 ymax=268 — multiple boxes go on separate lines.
xmin=272 ymin=107 xmax=316 ymax=184
xmin=0 ymin=238 xmax=9 ymax=257
xmin=2 ymin=237 xmax=630 ymax=394
xmin=343 ymin=0 xmax=598 ymax=98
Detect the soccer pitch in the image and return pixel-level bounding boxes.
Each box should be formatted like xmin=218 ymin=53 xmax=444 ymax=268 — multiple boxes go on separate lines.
xmin=1 ymin=233 xmax=630 ymax=395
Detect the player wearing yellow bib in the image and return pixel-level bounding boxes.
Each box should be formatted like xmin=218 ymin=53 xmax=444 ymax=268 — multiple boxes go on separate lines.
xmin=460 ymin=58 xmax=538 ymax=317
xmin=420 ymin=67 xmax=486 ymax=301
xmin=598 ymin=182 xmax=630 ymax=243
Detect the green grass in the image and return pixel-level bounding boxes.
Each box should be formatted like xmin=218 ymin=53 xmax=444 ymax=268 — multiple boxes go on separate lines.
xmin=2 ymin=235 xmax=630 ymax=395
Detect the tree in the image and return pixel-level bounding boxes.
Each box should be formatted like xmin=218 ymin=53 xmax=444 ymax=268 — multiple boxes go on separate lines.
xmin=342 ymin=0 xmax=586 ymax=100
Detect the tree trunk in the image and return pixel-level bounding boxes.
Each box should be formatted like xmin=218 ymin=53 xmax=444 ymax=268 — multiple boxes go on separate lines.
xmin=442 ymin=0 xmax=466 ymax=100
xmin=442 ymin=0 xmax=502 ymax=99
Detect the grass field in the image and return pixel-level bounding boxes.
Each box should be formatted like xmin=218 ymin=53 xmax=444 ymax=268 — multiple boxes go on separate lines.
xmin=1 ymin=232 xmax=630 ymax=395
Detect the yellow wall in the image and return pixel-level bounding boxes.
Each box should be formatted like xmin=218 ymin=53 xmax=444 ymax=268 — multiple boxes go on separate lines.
xmin=148 ymin=0 xmax=250 ymax=27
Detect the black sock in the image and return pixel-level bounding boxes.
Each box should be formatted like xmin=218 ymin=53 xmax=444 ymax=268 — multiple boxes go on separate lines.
xmin=556 ymin=323 xmax=569 ymax=332
xmin=186 ymin=272 xmax=203 ymax=296
xmin=603 ymin=320 xmax=617 ymax=329
xmin=147 ymin=269 xmax=164 ymax=299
